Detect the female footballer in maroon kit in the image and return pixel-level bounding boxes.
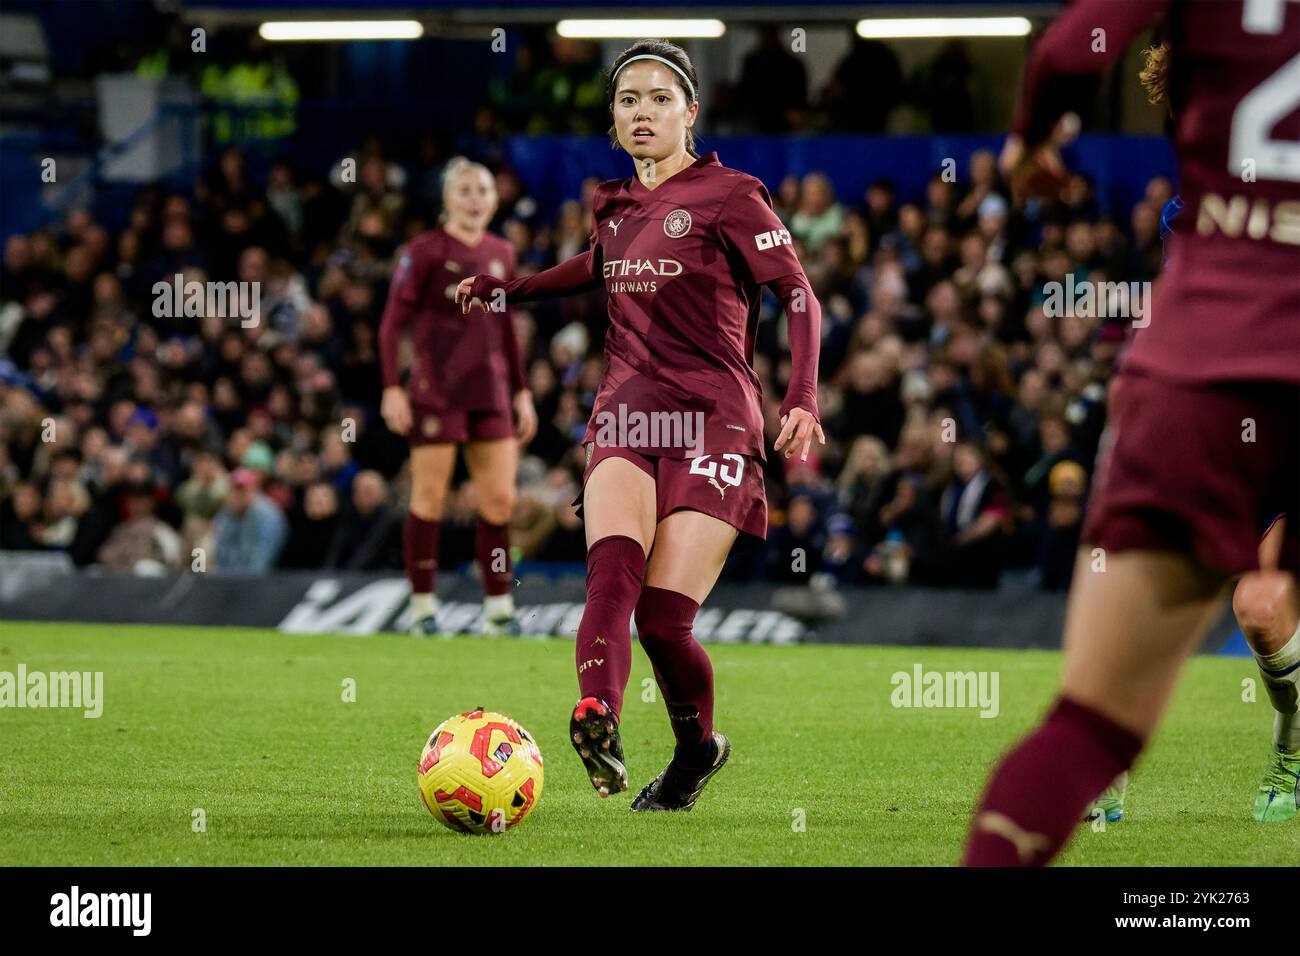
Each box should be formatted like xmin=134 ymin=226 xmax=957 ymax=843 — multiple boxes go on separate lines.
xmin=457 ymin=40 xmax=824 ymax=809
xmin=964 ymin=0 xmax=1300 ymax=865
xmin=380 ymin=158 xmax=537 ymax=637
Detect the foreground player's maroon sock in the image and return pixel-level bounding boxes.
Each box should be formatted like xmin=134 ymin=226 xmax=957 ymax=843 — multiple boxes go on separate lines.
xmin=403 ymin=513 xmax=439 ymax=594
xmin=475 ymin=519 xmax=513 ymax=597
xmin=575 ymin=535 xmax=645 ymax=716
xmin=962 ymin=696 xmax=1143 ymax=866
xmin=635 ymin=586 xmax=714 ymax=761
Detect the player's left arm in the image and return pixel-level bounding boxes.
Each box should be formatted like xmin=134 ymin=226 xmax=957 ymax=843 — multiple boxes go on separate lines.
xmin=717 ymin=177 xmax=825 ymax=461
xmin=766 ymin=271 xmax=824 ymax=461
xmin=1006 ymin=0 xmax=1170 ymax=178
xmin=498 ymin=248 xmax=537 ymax=444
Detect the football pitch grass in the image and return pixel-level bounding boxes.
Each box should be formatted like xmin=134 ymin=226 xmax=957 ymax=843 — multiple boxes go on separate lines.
xmin=1 ymin=621 xmax=1295 ymax=866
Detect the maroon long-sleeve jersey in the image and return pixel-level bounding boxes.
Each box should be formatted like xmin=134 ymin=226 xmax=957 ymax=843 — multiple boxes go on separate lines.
xmin=470 ymin=151 xmax=821 ymax=461
xmin=379 ymin=227 xmax=526 ymax=412
xmin=1014 ymin=0 xmax=1300 ymax=384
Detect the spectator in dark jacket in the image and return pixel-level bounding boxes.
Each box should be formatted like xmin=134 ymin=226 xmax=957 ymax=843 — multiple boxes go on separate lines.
xmin=324 ymin=469 xmax=401 ymax=570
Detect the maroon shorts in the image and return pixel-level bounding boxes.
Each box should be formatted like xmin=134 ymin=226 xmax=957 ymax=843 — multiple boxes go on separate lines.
xmin=408 ymin=405 xmax=514 ymax=447
xmin=1082 ymin=371 xmax=1299 ymax=575
xmin=578 ymin=443 xmax=768 ymax=549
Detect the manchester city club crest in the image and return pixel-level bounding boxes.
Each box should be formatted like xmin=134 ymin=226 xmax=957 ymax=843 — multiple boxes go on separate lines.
xmin=663 ymin=208 xmax=692 ymax=238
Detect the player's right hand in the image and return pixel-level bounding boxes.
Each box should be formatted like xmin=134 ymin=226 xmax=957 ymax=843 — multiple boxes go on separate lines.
xmin=455 ymin=276 xmax=488 ymax=314
xmin=381 ymin=385 xmax=413 ymax=436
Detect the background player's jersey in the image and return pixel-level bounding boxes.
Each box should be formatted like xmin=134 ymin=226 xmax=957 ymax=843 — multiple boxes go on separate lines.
xmin=580 ymin=151 xmax=804 ymax=460
xmin=379 ymin=227 xmax=526 ymax=412
xmin=1014 ymin=0 xmax=1300 ymax=384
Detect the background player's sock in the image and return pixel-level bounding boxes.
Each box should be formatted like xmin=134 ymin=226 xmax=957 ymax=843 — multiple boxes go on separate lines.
xmin=575 ymin=536 xmax=645 ymax=717
xmin=1255 ymin=623 xmax=1300 ymax=750
xmin=634 ymin=586 xmax=714 ymax=763
xmin=484 ymin=593 xmax=514 ymax=620
xmin=403 ymin=514 xmax=439 ymax=610
xmin=409 ymin=592 xmax=438 ymax=620
xmin=475 ymin=519 xmax=514 ymax=598
xmin=962 ymin=696 xmax=1143 ymax=866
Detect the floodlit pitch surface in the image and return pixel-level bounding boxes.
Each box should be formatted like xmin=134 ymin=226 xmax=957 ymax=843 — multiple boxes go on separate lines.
xmin=1 ymin=622 xmax=1294 ymax=866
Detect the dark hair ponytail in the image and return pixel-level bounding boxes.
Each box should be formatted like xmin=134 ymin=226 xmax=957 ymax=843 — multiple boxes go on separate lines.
xmin=606 ymin=39 xmax=700 ymax=158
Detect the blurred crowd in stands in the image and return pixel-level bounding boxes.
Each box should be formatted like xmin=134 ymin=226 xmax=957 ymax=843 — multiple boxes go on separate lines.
xmin=0 ymin=129 xmax=1175 ymax=591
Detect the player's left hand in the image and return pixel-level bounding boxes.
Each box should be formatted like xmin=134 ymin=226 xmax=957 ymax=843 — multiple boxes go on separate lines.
xmin=774 ymin=407 xmax=825 ymax=462
xmin=513 ymin=390 xmax=538 ymax=445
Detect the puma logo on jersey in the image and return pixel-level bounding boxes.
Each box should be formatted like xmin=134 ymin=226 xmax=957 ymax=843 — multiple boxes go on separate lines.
xmin=754 ymin=228 xmax=792 ymax=250
xmin=708 ymin=477 xmax=728 ymax=500
xmin=974 ymin=811 xmax=1050 ymax=863
xmin=606 ymin=218 xmax=624 ymax=236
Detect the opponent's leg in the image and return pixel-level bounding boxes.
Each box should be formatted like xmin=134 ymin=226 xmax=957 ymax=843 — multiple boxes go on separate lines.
xmin=1235 ymin=520 xmax=1300 ymax=821
xmin=464 ymin=438 xmax=521 ymax=636
xmin=631 ymin=510 xmax=738 ymax=812
xmin=569 ymin=455 xmax=657 ymax=796
xmin=963 ymin=549 xmax=1225 ymax=865
xmin=406 ymin=444 xmax=457 ymax=636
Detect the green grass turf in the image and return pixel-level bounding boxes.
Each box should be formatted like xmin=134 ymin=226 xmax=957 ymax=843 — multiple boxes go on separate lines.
xmin=0 ymin=621 xmax=1295 ymax=866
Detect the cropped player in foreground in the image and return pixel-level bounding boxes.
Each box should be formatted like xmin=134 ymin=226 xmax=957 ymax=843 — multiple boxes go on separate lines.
xmin=380 ymin=158 xmax=537 ymax=637
xmin=457 ymin=39 xmax=823 ymax=810
xmin=1087 ymin=39 xmax=1299 ymax=827
xmin=965 ymin=0 xmax=1299 ymax=865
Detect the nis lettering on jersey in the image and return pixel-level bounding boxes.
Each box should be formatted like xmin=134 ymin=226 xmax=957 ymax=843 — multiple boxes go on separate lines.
xmin=602 ymin=258 xmax=683 ymax=294
xmin=1196 ymin=194 xmax=1300 ymax=246
xmin=754 ymin=228 xmax=792 ymax=250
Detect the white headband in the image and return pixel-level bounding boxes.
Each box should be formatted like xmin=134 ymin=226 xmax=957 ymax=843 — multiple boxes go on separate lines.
xmin=612 ymin=54 xmax=696 ymax=103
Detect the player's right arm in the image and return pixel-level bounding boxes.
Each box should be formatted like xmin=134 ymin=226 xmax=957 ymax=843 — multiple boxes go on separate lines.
xmin=456 ymin=245 xmax=601 ymax=313
xmin=379 ymin=242 xmax=430 ymax=436
xmin=457 ymin=195 xmax=604 ymax=312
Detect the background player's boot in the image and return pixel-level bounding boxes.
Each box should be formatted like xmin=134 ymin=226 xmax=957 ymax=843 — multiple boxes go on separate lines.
xmin=409 ymin=614 xmax=443 ymax=638
xmin=570 ymin=696 xmax=627 ymax=797
xmin=1253 ymin=745 xmax=1300 ymax=822
xmin=1086 ymin=770 xmax=1129 ymax=823
xmin=630 ymin=731 xmax=731 ymax=812
xmin=483 ymin=613 xmax=522 ymax=637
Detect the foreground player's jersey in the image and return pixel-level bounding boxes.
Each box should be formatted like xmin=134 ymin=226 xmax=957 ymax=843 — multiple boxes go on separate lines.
xmin=581 ymin=151 xmax=802 ymax=460
xmin=379 ymin=227 xmax=524 ymax=412
xmin=1015 ymin=0 xmax=1300 ymax=384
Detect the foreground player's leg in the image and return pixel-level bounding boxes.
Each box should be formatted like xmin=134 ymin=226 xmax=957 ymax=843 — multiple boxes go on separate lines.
xmin=1234 ymin=566 xmax=1300 ymax=822
xmin=963 ymin=549 xmax=1224 ymax=865
xmin=464 ymin=439 xmax=521 ymax=636
xmin=631 ymin=510 xmax=737 ymax=812
xmin=405 ymin=444 xmax=457 ymax=636
xmin=570 ymin=456 xmax=656 ymax=796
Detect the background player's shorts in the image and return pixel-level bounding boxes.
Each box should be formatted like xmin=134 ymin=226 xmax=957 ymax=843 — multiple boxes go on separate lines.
xmin=408 ymin=404 xmax=514 ymax=447
xmin=1083 ymin=371 xmax=1299 ymax=575
xmin=578 ymin=443 xmax=768 ymax=550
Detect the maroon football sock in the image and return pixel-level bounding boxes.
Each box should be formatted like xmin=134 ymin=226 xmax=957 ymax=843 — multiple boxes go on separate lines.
xmin=962 ymin=696 xmax=1144 ymax=866
xmin=475 ymin=519 xmax=513 ymax=597
xmin=575 ymin=535 xmax=645 ymax=718
xmin=635 ymin=586 xmax=714 ymax=760
xmin=403 ymin=513 xmax=439 ymax=594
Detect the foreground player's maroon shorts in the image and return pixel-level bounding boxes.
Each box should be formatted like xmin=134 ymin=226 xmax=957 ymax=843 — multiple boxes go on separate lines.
xmin=408 ymin=404 xmax=514 ymax=446
xmin=1083 ymin=371 xmax=1299 ymax=575
xmin=578 ymin=443 xmax=768 ymax=549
